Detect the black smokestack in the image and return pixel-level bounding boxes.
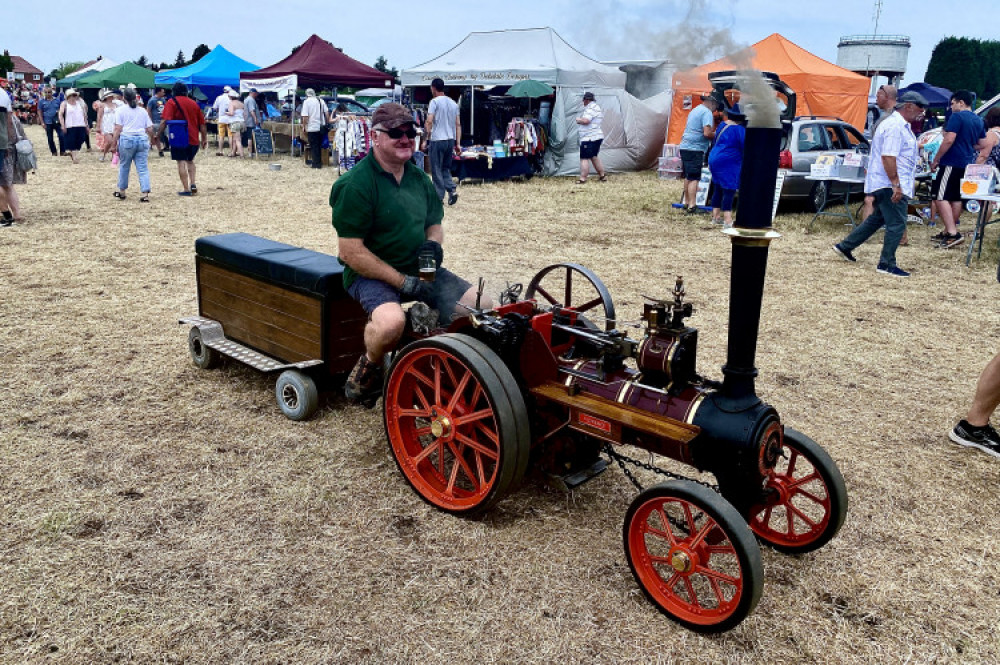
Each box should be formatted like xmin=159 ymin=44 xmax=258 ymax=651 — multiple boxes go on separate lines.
xmin=720 ymin=78 xmax=783 ymax=406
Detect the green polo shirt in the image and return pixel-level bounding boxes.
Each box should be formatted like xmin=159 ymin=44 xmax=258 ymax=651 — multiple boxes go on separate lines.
xmin=330 ymin=153 xmax=444 ymax=289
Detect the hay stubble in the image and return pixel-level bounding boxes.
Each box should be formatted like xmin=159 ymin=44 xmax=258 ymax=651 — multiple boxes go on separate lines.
xmin=1 ymin=125 xmax=998 ymax=663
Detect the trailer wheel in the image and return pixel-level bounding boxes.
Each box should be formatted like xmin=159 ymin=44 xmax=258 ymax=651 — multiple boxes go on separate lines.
xmin=188 ymin=327 xmax=220 ymax=369
xmin=748 ymin=427 xmax=848 ymax=553
xmin=384 ymin=334 xmax=530 ymax=516
xmin=275 ymin=370 xmax=319 ymax=421
xmin=525 ymin=263 xmax=617 ymax=331
xmin=624 ymin=481 xmax=763 ymax=633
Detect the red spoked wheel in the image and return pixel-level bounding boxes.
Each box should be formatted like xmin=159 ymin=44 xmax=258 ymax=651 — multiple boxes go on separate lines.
xmin=383 ymin=334 xmax=530 ymax=516
xmin=749 ymin=427 xmax=848 ymax=553
xmin=624 ymin=481 xmax=763 ymax=633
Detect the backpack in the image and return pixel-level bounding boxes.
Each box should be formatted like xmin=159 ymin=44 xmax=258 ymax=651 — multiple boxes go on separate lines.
xmin=166 ymin=97 xmax=190 ymax=148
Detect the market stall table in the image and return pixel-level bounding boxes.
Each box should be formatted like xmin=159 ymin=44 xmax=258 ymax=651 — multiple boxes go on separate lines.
xmin=806 ymin=175 xmax=865 ymax=231
xmin=960 ymin=192 xmax=1000 ymax=267
xmin=452 ymin=154 xmax=533 ymax=183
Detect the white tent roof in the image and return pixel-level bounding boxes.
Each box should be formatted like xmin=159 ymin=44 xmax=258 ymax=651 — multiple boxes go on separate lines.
xmin=66 ymin=56 xmax=119 ymax=78
xmin=401 ymin=27 xmax=626 ymax=88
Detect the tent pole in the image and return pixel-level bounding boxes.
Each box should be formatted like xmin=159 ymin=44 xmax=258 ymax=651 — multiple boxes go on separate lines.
xmin=470 ymin=86 xmax=474 ymax=142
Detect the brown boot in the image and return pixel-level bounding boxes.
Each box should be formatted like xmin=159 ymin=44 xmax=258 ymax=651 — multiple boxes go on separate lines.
xmin=344 ymin=354 xmax=384 ymax=404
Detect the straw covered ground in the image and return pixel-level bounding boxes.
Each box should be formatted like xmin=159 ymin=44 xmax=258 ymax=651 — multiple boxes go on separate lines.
xmin=2 ymin=123 xmax=999 ymax=664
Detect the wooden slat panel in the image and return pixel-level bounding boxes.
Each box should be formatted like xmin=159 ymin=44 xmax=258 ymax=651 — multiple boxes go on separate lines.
xmin=530 ymin=381 xmax=700 ymax=443
xmin=199 ymin=283 xmax=321 ymax=339
xmin=199 ymin=262 xmax=321 ymax=321
xmin=197 ymin=262 xmax=323 ymax=362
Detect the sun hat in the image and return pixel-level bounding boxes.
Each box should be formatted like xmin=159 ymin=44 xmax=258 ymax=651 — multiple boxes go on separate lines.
xmin=371 ymin=103 xmax=415 ymax=130
xmin=66 ymin=88 xmax=79 ymax=97
xmin=223 ymin=85 xmax=232 ymax=93
xmin=228 ymin=90 xmax=240 ymax=98
xmin=101 ymin=89 xmax=115 ymax=100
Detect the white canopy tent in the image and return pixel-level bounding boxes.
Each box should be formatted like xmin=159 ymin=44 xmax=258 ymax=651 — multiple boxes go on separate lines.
xmin=65 ymin=56 xmax=119 ymax=79
xmin=401 ymin=28 xmax=669 ymax=176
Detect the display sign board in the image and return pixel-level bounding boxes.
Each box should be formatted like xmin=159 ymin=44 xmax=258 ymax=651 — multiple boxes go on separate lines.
xmin=695 ymin=168 xmax=712 ymax=207
xmin=252 ymin=129 xmax=274 ymax=156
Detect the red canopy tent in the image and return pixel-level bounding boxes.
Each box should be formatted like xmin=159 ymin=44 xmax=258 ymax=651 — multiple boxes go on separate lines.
xmin=239 ymin=34 xmax=393 ymax=93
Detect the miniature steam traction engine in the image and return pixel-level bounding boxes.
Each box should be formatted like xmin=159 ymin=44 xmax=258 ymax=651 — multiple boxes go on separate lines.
xmin=182 ymin=119 xmax=847 ymax=633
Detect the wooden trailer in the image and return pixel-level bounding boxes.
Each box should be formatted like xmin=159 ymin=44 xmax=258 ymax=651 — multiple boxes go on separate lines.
xmin=181 ymin=233 xmax=367 ymax=419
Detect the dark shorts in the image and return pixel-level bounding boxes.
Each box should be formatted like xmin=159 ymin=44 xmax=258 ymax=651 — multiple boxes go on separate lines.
xmin=680 ymin=149 xmax=705 ymax=180
xmin=347 ymin=269 xmax=473 ymax=322
xmin=931 ymin=165 xmax=965 ymax=202
xmin=580 ymin=139 xmax=603 ymax=159
xmin=64 ymin=126 xmax=88 ymax=152
xmin=170 ymin=144 xmax=200 ymax=162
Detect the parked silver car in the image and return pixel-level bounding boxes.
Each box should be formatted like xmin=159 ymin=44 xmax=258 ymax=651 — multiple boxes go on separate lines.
xmin=779 ymin=117 xmax=870 ymax=212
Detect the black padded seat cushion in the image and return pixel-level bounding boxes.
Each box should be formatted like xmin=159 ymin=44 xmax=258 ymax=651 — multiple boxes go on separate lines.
xmin=195 ymin=233 xmax=345 ymax=298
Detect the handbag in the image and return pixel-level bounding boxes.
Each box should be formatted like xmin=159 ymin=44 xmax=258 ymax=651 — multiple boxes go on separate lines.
xmin=15 ymin=138 xmax=37 ymax=172
xmin=166 ymin=97 xmax=190 ymax=148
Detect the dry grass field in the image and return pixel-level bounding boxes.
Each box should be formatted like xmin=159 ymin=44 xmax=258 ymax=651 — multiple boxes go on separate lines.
xmin=2 ymin=123 xmax=999 ymax=664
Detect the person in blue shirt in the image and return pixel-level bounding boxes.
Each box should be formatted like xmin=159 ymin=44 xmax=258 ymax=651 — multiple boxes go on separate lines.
xmin=707 ymin=105 xmax=746 ymax=227
xmin=678 ymin=94 xmax=719 ymax=213
xmin=929 ymin=90 xmax=987 ymax=248
xmin=36 ymin=88 xmax=65 ymax=156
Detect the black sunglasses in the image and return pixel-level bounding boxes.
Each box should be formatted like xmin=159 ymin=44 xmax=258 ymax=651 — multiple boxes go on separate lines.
xmin=378 ymin=126 xmax=417 ymax=140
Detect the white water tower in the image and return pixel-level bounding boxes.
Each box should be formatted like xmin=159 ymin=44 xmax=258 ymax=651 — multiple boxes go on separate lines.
xmin=836 ymin=0 xmax=911 ymax=93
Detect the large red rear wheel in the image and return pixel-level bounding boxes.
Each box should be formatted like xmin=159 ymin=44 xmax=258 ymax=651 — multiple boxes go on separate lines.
xmin=749 ymin=427 xmax=848 ymax=553
xmin=624 ymin=481 xmax=763 ymax=633
xmin=383 ymin=335 xmax=530 ymax=516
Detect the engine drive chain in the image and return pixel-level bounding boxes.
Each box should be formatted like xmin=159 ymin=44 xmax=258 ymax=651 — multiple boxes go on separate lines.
xmin=602 ymin=443 xmax=719 ymax=494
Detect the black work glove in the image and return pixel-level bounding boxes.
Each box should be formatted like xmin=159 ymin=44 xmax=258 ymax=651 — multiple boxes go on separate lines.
xmin=418 ymin=240 xmax=444 ymax=268
xmin=400 ymin=275 xmax=433 ymax=301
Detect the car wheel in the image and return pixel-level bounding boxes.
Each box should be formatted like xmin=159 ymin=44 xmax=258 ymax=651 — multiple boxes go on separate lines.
xmin=809 ymin=180 xmax=829 ymax=213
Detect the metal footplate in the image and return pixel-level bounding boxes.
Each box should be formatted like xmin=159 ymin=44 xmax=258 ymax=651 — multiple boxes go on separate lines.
xmin=179 ymin=316 xmax=323 ymax=373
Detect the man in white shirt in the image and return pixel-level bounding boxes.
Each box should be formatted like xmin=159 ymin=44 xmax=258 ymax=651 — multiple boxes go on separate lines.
xmin=575 ymin=91 xmax=607 ymax=184
xmin=299 ymin=88 xmax=328 ymax=169
xmin=213 ymin=86 xmax=232 ymax=155
xmin=833 ymin=91 xmax=928 ymax=277
xmin=425 ymin=77 xmax=461 ymax=205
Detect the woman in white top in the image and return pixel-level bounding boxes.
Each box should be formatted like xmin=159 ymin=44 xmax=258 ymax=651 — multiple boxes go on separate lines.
xmin=224 ymin=90 xmax=246 ymax=158
xmin=97 ymin=90 xmax=119 ymax=162
xmin=112 ymin=88 xmax=155 ymax=202
xmin=58 ymin=89 xmax=90 ymax=164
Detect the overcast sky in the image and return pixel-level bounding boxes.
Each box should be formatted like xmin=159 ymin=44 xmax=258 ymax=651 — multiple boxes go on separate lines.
xmin=9 ymin=0 xmax=991 ymax=88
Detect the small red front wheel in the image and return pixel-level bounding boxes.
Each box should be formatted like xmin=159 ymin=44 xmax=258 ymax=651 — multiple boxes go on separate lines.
xmin=749 ymin=427 xmax=848 ymax=553
xmin=624 ymin=481 xmax=763 ymax=633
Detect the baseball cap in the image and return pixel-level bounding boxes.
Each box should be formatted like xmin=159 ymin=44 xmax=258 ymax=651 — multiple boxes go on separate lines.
xmin=371 ymin=102 xmax=415 ymax=130
xmin=896 ymin=91 xmax=928 ymax=108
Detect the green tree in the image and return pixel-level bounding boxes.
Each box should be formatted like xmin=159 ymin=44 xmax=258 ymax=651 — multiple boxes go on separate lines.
xmin=191 ymin=44 xmax=211 ymax=63
xmin=173 ymin=50 xmax=186 ymax=68
xmin=158 ymin=62 xmax=170 ymax=72
xmin=926 ymin=36 xmax=990 ymax=99
xmin=0 ymin=50 xmax=13 ymax=78
xmin=373 ymin=55 xmax=398 ymax=79
xmin=134 ymin=55 xmax=149 ymax=67
xmin=47 ymin=61 xmax=85 ymax=80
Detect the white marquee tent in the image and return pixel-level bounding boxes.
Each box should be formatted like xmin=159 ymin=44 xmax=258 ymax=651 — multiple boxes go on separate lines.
xmin=401 ymin=28 xmax=670 ymax=176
